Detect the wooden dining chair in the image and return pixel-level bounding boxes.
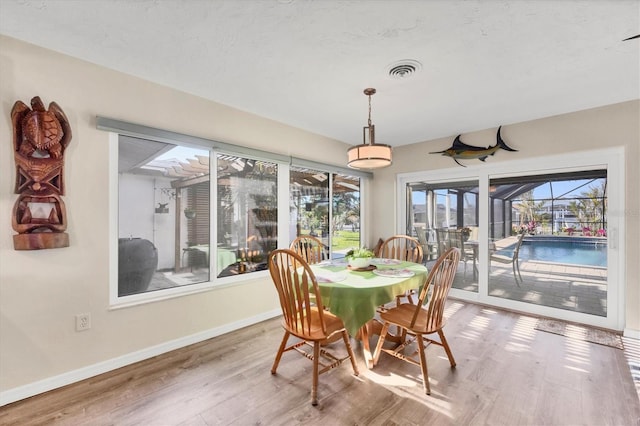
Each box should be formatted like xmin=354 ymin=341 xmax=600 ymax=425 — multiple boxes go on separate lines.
xmin=490 ymin=231 xmax=526 ymax=286
xmin=380 ymin=235 xmax=424 ymax=264
xmin=373 ymin=247 xmax=460 ymax=395
xmin=290 ymin=235 xmax=327 ymax=265
xmin=379 ymin=235 xmax=424 ymax=305
xmin=268 ymin=249 xmax=359 ymax=406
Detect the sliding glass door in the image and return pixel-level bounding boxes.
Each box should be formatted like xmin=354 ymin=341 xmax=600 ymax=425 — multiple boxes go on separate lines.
xmin=397 ymin=148 xmax=623 ymax=331
xmin=487 ymin=170 xmax=608 ymax=317
xmin=407 ymin=179 xmax=479 ymax=293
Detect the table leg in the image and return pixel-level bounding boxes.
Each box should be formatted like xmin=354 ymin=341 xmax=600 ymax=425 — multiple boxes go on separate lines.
xmin=357 ymin=319 xmax=402 ymax=368
xmin=473 ymin=246 xmax=478 ymax=280
xmin=358 ymin=322 xmax=374 ymax=369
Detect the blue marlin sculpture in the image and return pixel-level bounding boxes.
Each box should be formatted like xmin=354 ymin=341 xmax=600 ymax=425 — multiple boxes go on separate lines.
xmin=430 ymin=126 xmax=517 ymax=167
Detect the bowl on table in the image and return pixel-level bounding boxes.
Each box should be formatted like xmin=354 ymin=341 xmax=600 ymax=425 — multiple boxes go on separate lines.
xmin=347 ymin=257 xmax=372 ymax=269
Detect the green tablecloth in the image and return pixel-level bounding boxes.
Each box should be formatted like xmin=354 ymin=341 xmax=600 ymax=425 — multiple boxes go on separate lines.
xmin=310 ymin=260 xmax=428 ymax=336
xmin=188 ymin=245 xmax=237 ymax=273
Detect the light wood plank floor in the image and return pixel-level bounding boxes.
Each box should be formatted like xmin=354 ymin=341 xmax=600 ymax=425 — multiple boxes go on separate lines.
xmin=1 ymin=301 xmax=638 ymax=425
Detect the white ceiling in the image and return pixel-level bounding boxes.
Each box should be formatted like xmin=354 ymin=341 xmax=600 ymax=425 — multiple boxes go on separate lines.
xmin=1 ymin=0 xmax=638 ymax=147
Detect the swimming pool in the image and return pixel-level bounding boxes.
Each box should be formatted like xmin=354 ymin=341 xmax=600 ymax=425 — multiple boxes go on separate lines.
xmin=499 ymin=236 xmax=607 ymax=267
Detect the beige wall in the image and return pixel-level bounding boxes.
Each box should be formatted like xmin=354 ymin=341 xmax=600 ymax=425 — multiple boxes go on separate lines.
xmin=0 ymin=36 xmax=352 ymax=397
xmin=1 ymin=34 xmax=638 ymax=401
xmin=370 ymin=100 xmax=640 ymax=334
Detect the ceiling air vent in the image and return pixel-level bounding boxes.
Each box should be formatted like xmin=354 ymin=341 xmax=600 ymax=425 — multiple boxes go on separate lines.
xmin=387 ymin=59 xmax=422 ymax=79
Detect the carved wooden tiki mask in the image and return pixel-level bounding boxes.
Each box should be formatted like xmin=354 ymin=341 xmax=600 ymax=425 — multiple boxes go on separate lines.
xmin=11 ymin=96 xmax=72 ymax=250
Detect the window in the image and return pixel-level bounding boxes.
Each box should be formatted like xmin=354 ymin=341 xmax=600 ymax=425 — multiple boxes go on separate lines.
xmin=290 ymin=167 xmax=330 ymax=245
xmin=289 ymin=167 xmax=361 ymax=258
xmin=118 ymin=136 xmax=210 ymax=297
xmin=216 ymin=154 xmax=278 ymax=277
xmin=118 ymin=138 xmax=283 ymax=297
xmin=105 ymin=117 xmax=371 ymax=304
xmin=331 ymin=173 xmax=361 ymax=256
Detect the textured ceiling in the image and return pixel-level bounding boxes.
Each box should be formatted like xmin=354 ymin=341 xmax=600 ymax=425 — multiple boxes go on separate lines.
xmin=1 ymin=0 xmax=638 ymax=147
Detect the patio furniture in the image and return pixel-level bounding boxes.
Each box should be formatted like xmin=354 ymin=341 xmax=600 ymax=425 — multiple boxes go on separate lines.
xmin=415 ymin=227 xmax=438 ymax=261
xmin=448 ymin=230 xmax=475 ymax=275
xmin=435 ymin=228 xmax=450 ymax=257
xmin=435 ymin=228 xmax=473 ymax=275
xmin=490 ymin=231 xmax=526 ymax=286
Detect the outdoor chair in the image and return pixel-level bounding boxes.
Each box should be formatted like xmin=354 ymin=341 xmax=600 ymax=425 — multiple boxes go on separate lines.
xmin=435 ymin=228 xmax=450 ymax=258
xmin=490 ymin=231 xmax=526 ymax=286
xmin=448 ymin=230 xmax=475 ymax=275
xmin=415 ymin=227 xmax=438 ymax=262
xmin=268 ymin=249 xmax=359 ymax=406
xmin=373 ymin=247 xmax=461 ymax=395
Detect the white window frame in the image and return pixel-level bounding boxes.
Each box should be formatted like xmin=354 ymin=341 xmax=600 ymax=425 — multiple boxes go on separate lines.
xmin=102 ymin=118 xmax=371 ymax=308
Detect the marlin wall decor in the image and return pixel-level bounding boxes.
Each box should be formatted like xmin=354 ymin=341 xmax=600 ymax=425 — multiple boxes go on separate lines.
xmin=430 ymin=126 xmax=517 ymax=167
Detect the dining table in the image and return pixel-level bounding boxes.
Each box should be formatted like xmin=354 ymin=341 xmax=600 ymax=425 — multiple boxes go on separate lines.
xmin=309 ymin=258 xmax=428 ymax=367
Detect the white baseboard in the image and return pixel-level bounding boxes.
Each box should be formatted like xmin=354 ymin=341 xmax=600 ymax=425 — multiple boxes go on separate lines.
xmin=623 ymin=327 xmax=640 ymax=340
xmin=0 ymin=309 xmax=281 ymax=407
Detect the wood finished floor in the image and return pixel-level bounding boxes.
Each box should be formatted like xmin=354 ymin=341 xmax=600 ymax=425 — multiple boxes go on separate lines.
xmin=1 ymin=300 xmax=639 ymax=426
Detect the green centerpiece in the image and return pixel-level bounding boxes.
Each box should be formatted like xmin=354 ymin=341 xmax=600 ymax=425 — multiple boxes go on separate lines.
xmin=345 ymin=247 xmax=374 ymax=269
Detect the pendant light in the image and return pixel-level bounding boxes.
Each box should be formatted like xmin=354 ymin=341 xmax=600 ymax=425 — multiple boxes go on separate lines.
xmin=347 ymin=88 xmax=392 ymax=169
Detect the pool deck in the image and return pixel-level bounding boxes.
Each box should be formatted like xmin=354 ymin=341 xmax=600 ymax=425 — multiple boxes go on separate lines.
xmin=449 ymin=259 xmax=607 ymax=317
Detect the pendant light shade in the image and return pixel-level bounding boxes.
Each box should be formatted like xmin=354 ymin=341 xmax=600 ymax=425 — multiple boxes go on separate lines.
xmin=347 ymin=88 xmax=392 ymax=169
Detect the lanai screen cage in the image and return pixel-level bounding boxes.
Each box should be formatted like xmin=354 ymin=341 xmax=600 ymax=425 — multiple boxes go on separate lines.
xmin=407 ymin=169 xmax=607 ymax=241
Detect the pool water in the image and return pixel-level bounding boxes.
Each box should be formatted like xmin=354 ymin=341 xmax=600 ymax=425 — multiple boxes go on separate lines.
xmin=499 ymin=238 xmax=607 ymax=267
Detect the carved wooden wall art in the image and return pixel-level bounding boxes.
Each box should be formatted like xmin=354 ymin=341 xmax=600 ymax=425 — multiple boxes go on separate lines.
xmin=11 ymin=96 xmax=72 ymax=250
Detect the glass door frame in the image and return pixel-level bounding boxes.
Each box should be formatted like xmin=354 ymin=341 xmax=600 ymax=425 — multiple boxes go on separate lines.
xmin=397 ymin=147 xmax=625 ymax=331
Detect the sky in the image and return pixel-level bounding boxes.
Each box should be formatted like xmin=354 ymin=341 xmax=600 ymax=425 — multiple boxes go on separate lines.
xmin=411 ymin=178 xmax=606 ymax=205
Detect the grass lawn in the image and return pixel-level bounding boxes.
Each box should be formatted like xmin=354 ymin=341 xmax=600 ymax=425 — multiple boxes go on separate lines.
xmin=296 ymin=229 xmax=360 ymax=252
xmin=332 ymin=230 xmax=360 ymax=251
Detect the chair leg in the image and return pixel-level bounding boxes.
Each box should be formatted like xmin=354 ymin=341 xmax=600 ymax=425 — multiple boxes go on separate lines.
xmin=271 ymin=331 xmax=290 ymax=374
xmin=416 ymin=334 xmax=431 ymax=395
xmin=373 ymin=322 xmax=391 ymax=366
xmin=311 ymin=341 xmax=320 ymax=406
xmin=512 ymin=261 xmax=521 ymax=287
xmin=342 ymin=330 xmax=360 ymax=376
xmin=437 ymin=329 xmax=456 ymax=367
xmin=395 ymin=290 xmax=414 ymax=307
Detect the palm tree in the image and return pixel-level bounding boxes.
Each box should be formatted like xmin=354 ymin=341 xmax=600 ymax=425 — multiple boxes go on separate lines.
xmin=581 ymin=180 xmax=607 ymax=231
xmin=515 ymin=191 xmax=545 ymax=232
xmin=566 ymin=180 xmax=606 ymax=231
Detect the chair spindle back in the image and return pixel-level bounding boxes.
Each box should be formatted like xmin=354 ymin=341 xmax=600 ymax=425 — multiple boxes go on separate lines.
xmin=413 ymin=247 xmax=460 ymax=332
xmin=268 ymin=249 xmax=327 ymax=337
xmin=290 ymin=235 xmax=326 ymax=265
xmin=380 ymin=235 xmax=424 ymax=264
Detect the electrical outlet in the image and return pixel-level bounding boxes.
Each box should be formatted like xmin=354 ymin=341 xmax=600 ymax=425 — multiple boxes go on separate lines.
xmin=75 ymin=313 xmax=91 ymax=332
